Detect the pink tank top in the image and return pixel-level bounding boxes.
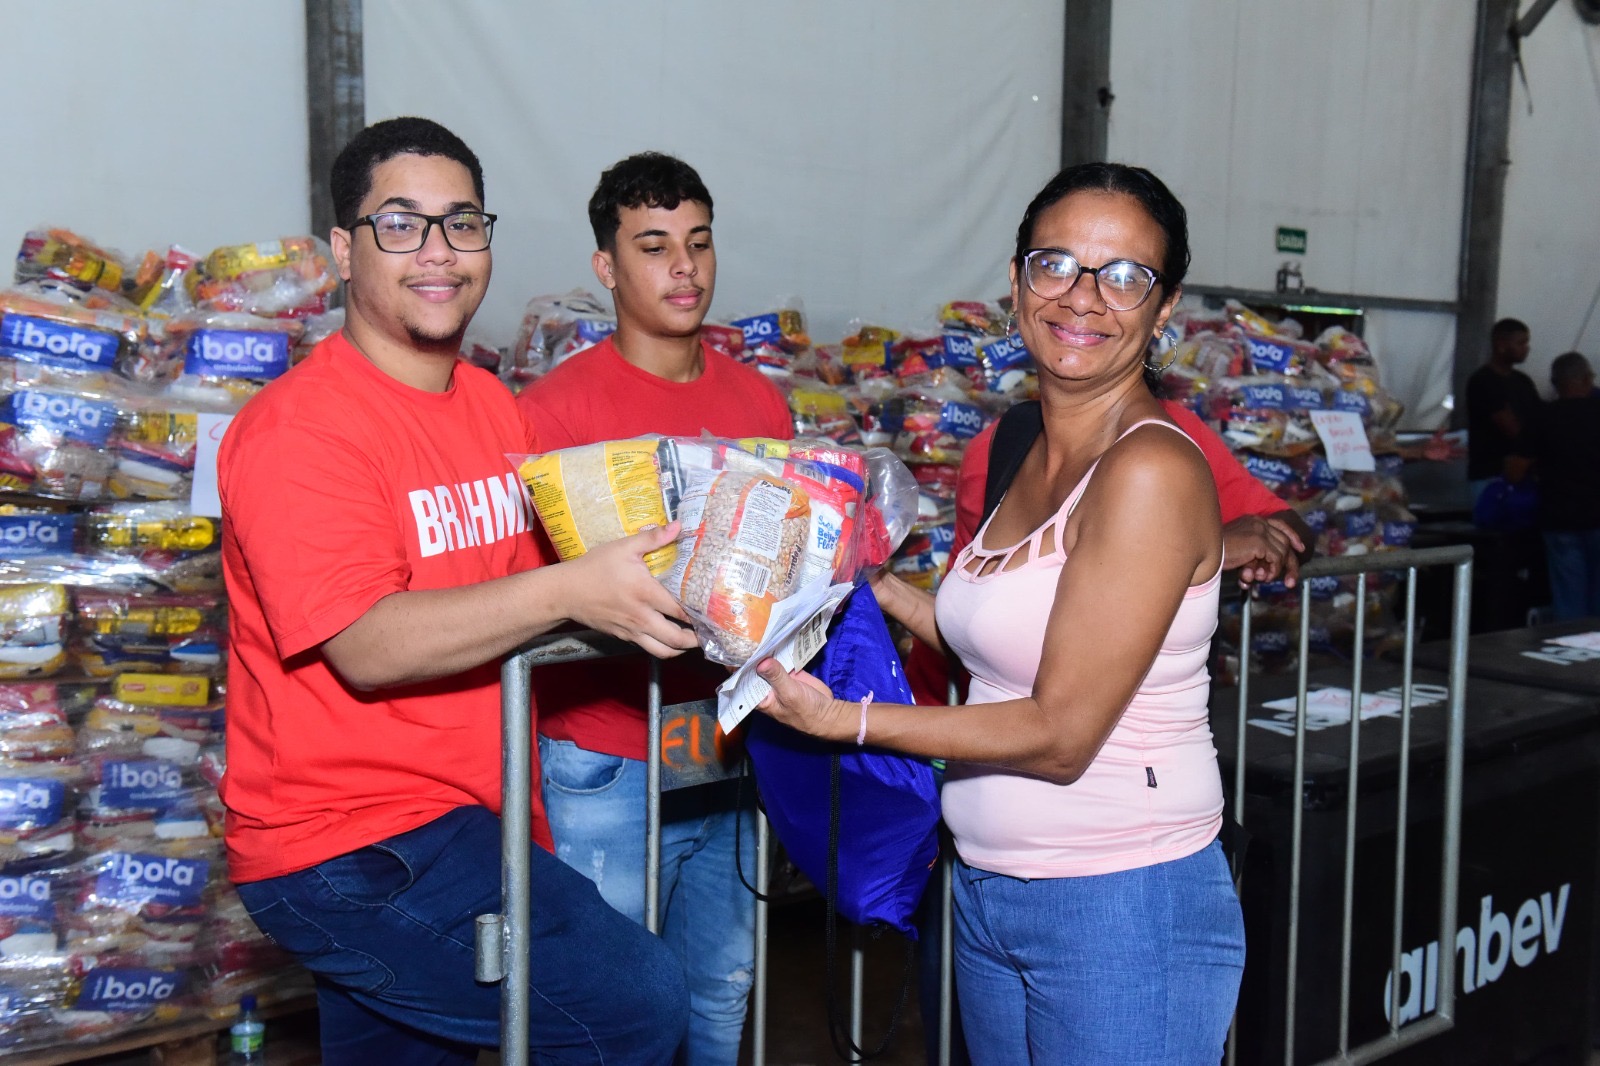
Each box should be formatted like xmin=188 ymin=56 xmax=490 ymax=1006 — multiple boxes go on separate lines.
xmin=933 ymin=419 xmax=1224 ymax=878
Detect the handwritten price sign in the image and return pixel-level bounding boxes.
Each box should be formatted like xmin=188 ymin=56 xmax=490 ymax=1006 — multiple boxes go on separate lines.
xmin=1309 ymin=410 xmax=1375 ymax=472
xmin=188 ymin=413 xmax=235 ymax=517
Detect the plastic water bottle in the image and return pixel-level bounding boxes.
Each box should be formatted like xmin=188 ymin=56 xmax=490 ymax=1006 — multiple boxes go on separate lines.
xmin=229 ymin=994 xmax=265 ymax=1063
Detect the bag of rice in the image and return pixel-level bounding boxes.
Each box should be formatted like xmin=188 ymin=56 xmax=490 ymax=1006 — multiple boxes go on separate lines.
xmin=515 ymin=438 xmax=674 ymax=576
xmin=659 ymin=469 xmax=811 ymax=666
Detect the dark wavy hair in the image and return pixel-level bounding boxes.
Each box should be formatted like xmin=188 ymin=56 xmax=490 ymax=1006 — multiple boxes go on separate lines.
xmin=1013 ymin=162 xmax=1190 ymax=292
xmin=330 ymin=117 xmax=484 ymax=229
xmin=588 ymin=152 xmax=713 ymax=252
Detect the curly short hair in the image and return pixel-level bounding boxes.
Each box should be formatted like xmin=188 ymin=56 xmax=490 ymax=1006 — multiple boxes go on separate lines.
xmin=588 ymin=153 xmax=713 ymax=252
xmin=330 ymin=117 xmax=484 ymax=229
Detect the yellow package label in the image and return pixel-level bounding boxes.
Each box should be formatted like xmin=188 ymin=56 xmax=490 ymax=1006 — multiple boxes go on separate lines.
xmin=735 ymin=438 xmax=791 ymax=461
xmin=113 ymin=673 xmax=210 ymax=707
xmin=789 ymin=389 xmax=849 ymax=418
xmin=86 ymin=705 xmax=162 ymax=735
xmin=206 ymin=240 xmax=292 ymax=281
xmin=0 ymin=584 xmax=69 ymax=620
xmin=86 ymin=606 xmax=205 ymax=637
xmin=520 ymin=441 xmax=674 ymax=576
xmin=122 ymin=412 xmax=198 ymax=448
xmin=87 ymin=515 xmax=216 ymax=552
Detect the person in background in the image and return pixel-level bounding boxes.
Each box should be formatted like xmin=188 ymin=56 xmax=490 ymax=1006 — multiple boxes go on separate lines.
xmin=219 ymin=118 xmax=695 ymax=1065
xmin=757 ymin=162 xmax=1245 ymax=1064
xmin=516 ymin=152 xmax=792 ymax=1066
xmin=1466 ymin=317 xmax=1540 ymax=509
xmin=1509 ymin=351 xmax=1600 ymax=620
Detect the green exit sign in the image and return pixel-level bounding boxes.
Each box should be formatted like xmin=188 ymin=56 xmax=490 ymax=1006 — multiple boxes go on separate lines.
xmin=1276 ymin=226 xmax=1307 ymax=254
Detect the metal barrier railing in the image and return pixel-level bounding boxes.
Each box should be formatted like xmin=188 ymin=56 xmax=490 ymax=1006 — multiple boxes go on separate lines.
xmin=481 ymin=542 xmax=1470 ymax=1066
xmin=483 ymin=633 xmax=771 ymax=1066
xmin=1225 ymin=544 xmax=1472 ymax=1066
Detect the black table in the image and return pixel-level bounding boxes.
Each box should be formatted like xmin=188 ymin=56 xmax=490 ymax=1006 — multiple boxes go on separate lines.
xmin=1412 ymin=618 xmax=1600 ymax=697
xmin=1212 ymin=660 xmax=1599 ymax=1065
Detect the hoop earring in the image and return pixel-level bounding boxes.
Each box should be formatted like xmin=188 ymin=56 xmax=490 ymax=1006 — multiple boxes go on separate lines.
xmin=1143 ymin=326 xmax=1178 ymax=373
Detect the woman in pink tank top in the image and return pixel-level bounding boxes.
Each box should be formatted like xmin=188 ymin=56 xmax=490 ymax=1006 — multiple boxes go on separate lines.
xmin=757 ymin=164 xmax=1244 ymax=1064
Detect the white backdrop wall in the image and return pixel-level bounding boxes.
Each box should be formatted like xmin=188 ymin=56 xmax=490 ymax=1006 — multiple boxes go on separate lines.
xmin=1498 ymin=1 xmax=1600 ymax=396
xmin=1104 ymin=0 xmax=1476 ymax=428
xmin=1105 ymin=0 xmax=1475 ymax=300
xmin=362 ymin=0 xmax=1064 ymax=348
xmin=0 ymin=5 xmax=309 ymax=268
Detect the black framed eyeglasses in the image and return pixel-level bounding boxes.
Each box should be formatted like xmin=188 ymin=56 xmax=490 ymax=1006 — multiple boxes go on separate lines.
xmin=352 ymin=211 xmax=497 ymax=253
xmin=1020 ymin=247 xmax=1164 ymax=311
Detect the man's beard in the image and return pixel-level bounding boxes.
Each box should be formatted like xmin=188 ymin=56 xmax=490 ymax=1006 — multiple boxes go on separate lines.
xmin=406 ymin=319 xmax=467 ymax=350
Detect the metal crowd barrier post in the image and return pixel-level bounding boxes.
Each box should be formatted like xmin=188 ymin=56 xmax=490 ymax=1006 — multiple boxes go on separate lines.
xmin=643 ymin=674 xmax=774 ymax=1064
xmin=1217 ymin=545 xmax=1471 ymax=1066
xmin=753 ymin=809 xmax=771 ymax=1066
xmin=484 ymin=632 xmax=768 ymax=1066
xmin=935 ymin=681 xmax=960 ymax=1066
xmin=484 ymin=552 xmax=1478 ymax=1066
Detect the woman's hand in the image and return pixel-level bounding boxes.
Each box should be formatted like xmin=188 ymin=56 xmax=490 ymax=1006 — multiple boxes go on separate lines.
xmin=753 ymin=659 xmax=856 ymax=742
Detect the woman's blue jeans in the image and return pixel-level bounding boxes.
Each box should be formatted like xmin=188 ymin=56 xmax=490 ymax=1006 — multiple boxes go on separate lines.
xmin=235 ymin=805 xmax=689 ymax=1065
xmin=950 ymin=839 xmax=1244 ymax=1065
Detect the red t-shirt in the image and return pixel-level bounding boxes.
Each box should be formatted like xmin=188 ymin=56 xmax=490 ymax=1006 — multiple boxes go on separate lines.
xmin=516 ymin=336 xmax=794 ymax=760
xmin=906 ymin=399 xmax=1288 ymax=704
xmin=220 ymin=332 xmax=550 ymax=882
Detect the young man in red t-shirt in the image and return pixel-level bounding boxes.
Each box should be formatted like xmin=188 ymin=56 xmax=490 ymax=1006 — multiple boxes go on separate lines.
xmin=516 ymin=153 xmax=790 ymax=1066
xmin=220 ymin=119 xmax=695 ymax=1064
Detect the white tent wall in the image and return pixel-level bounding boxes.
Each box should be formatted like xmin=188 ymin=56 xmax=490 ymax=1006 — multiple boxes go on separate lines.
xmin=361 ymin=0 xmax=1064 ymax=348
xmin=1498 ymin=1 xmax=1600 ymax=396
xmin=0 ymin=5 xmax=309 ymax=267
xmin=1103 ymin=0 xmax=1476 ymax=429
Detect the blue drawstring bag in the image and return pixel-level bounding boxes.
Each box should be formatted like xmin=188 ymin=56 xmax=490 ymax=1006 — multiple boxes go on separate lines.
xmin=1473 ymin=476 xmax=1539 ymax=532
xmin=744 ymin=584 xmax=940 ymax=936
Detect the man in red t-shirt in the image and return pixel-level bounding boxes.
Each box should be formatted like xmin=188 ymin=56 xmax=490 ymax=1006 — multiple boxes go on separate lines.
xmin=516 ymin=153 xmax=790 ymax=1066
xmin=905 ymin=404 xmax=1313 ymax=704
xmin=220 ymin=119 xmax=693 ymax=1064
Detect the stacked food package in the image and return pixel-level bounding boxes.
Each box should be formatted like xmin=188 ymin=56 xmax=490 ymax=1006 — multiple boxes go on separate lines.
xmin=512 ymin=292 xmax=1035 ymax=605
xmin=0 ymin=228 xmax=318 ymax=1052
xmin=516 ymin=433 xmax=918 ymax=726
xmin=509 ymin=288 xmax=1415 ymax=678
xmin=1163 ymin=300 xmax=1415 ymax=676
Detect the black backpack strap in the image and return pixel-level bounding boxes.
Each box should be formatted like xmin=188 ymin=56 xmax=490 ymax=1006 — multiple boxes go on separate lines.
xmin=982 ymin=400 xmax=1044 ymax=527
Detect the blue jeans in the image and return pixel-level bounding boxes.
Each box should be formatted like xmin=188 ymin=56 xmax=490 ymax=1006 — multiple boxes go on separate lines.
xmin=235 ymin=806 xmax=688 ymax=1066
xmin=1542 ymin=529 xmax=1600 ymax=620
xmin=539 ymin=737 xmax=756 ymax=1066
xmin=951 ymin=839 xmax=1244 ymax=1066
